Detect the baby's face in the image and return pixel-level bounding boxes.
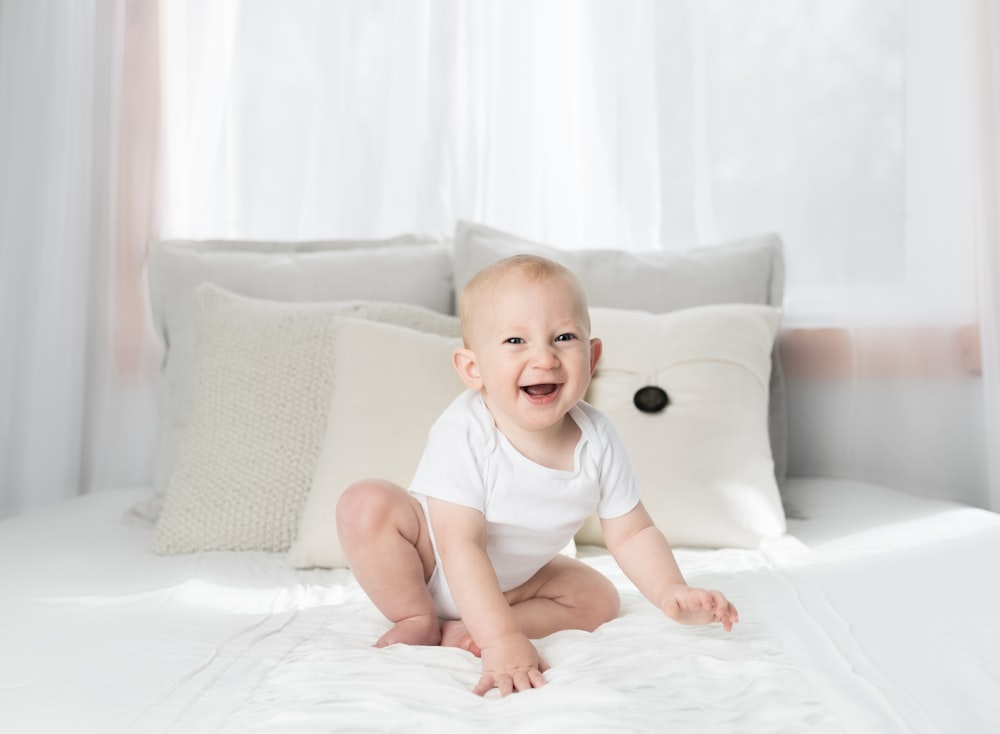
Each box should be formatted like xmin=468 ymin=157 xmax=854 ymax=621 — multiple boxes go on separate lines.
xmin=464 ymin=272 xmax=599 ymax=437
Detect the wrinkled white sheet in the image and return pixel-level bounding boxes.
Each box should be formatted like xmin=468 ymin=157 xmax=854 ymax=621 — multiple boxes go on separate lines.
xmin=0 ymin=481 xmax=997 ymax=734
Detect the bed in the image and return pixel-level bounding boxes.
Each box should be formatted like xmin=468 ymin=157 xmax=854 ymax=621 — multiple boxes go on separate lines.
xmin=2 ymin=222 xmax=998 ymax=733
xmin=4 ymin=479 xmax=999 ymax=733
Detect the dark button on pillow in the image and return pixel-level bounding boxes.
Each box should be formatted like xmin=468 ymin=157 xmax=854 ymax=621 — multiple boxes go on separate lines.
xmin=633 ymin=385 xmax=669 ymax=414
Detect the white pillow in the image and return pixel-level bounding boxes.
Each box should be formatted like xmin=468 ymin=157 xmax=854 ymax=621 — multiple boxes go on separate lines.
xmin=451 ymin=220 xmax=790 ymax=484
xmin=288 ymin=318 xmax=466 ymax=569
xmin=131 ymin=234 xmax=454 ymax=525
xmin=152 ymin=286 xmax=460 ymax=554
xmin=579 ymin=304 xmax=786 ymax=549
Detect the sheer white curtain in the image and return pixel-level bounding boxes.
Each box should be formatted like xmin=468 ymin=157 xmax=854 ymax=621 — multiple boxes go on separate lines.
xmin=159 ymin=0 xmax=682 ymax=250
xmin=2 ymin=0 xmax=997 ymax=516
xmin=0 ymin=0 xmax=114 ymax=517
xmin=157 ymin=0 xmax=982 ymax=328
xmin=687 ymin=0 xmax=997 ymax=508
xmin=159 ymin=0 xmax=998 ymax=508
xmin=0 ymin=0 xmax=158 ymax=518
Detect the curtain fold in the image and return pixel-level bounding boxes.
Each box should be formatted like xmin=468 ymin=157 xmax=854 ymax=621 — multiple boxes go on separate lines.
xmin=93 ymin=0 xmax=161 ymax=500
xmin=159 ymin=0 xmax=678 ymax=251
xmin=0 ymin=0 xmax=117 ymax=517
xmin=976 ymin=0 xmax=1000 ymax=510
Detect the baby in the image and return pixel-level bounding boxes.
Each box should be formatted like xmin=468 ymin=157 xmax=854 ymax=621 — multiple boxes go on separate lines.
xmin=336 ymin=254 xmax=738 ymax=697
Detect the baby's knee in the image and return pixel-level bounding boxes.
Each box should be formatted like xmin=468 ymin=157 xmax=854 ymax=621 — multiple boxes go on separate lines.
xmin=578 ymin=572 xmax=621 ymax=631
xmin=336 ymin=479 xmax=397 ymax=539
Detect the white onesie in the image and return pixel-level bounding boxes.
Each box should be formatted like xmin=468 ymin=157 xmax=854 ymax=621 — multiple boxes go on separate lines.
xmin=408 ymin=389 xmax=641 ymax=620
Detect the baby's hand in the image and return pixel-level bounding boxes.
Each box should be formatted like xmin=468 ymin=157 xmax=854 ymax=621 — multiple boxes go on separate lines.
xmin=472 ymin=632 xmax=547 ymax=697
xmin=660 ymin=585 xmax=739 ymax=632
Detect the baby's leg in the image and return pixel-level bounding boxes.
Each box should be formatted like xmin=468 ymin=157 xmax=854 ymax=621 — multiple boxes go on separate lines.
xmin=440 ymin=555 xmax=619 ymax=655
xmin=336 ymin=479 xmax=440 ymax=647
xmin=503 ymin=554 xmax=621 ymax=639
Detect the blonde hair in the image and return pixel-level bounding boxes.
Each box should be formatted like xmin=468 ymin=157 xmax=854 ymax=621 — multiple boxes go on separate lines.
xmin=458 ymin=254 xmax=589 ymax=345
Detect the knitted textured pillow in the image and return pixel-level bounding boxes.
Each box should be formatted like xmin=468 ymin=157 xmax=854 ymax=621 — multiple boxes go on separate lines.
xmin=152 ymin=285 xmax=459 ymax=554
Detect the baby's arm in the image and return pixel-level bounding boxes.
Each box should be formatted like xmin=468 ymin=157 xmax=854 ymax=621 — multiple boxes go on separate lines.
xmin=602 ymin=502 xmax=739 ymax=631
xmin=426 ymin=497 xmax=546 ymax=696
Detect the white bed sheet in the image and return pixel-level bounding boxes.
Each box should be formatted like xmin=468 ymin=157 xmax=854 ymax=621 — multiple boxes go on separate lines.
xmin=775 ymin=478 xmax=1000 ymax=734
xmin=0 ymin=481 xmax=997 ymax=734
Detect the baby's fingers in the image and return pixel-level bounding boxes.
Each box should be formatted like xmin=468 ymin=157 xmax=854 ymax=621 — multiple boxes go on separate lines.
xmin=687 ymin=588 xmax=716 ymax=616
xmin=474 ymin=673 xmax=515 ymax=697
xmin=473 ymin=669 xmax=546 ymax=697
xmin=512 ymin=669 xmax=546 ymax=693
xmin=711 ymin=593 xmax=739 ymax=631
xmin=473 ymin=673 xmax=498 ymax=697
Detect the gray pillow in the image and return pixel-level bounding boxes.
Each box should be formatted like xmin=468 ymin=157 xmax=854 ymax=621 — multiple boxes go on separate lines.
xmin=130 ymin=235 xmax=454 ymax=525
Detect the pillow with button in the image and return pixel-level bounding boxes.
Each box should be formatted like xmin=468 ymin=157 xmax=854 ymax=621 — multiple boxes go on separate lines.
xmin=579 ymin=303 xmax=786 ymax=549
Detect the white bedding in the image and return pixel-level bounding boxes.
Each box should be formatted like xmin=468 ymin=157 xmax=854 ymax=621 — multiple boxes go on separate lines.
xmin=1 ymin=479 xmax=998 ymax=734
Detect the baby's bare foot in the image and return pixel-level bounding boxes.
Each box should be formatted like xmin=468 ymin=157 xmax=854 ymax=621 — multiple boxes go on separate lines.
xmin=440 ymin=620 xmax=481 ymax=657
xmin=375 ymin=614 xmax=442 ymax=648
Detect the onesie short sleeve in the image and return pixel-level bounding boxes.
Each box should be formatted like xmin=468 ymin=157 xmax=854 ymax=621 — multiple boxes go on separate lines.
xmin=408 ymin=391 xmax=493 ymax=511
xmin=578 ymin=402 xmax=642 ymax=520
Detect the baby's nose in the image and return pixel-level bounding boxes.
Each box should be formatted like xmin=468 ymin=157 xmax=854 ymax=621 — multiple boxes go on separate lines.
xmin=532 ymin=345 xmax=561 ymax=369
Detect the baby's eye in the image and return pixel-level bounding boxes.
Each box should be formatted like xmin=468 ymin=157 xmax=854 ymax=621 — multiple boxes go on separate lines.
xmin=504 ymin=337 xmax=525 ymax=345
xmin=555 ymin=333 xmax=577 ymax=342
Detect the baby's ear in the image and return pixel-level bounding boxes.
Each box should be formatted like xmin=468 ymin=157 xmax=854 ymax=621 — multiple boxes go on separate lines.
xmin=589 ymin=337 xmax=603 ymax=375
xmin=453 ymin=348 xmax=483 ymax=390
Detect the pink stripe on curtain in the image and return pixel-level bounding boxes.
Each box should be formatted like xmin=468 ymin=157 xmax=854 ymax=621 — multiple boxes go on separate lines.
xmin=113 ymin=0 xmax=160 ymax=382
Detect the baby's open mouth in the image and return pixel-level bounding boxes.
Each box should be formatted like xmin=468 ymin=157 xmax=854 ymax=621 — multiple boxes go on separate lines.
xmin=522 ymin=384 xmax=558 ymax=397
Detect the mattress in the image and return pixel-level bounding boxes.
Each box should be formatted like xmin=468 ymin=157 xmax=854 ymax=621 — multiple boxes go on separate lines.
xmin=1 ymin=479 xmax=997 ymax=734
